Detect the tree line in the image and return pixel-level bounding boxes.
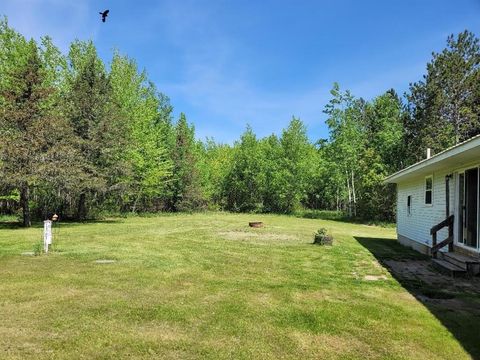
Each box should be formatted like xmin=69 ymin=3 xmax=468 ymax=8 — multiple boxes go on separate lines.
xmin=1 ymin=17 xmax=479 ymax=226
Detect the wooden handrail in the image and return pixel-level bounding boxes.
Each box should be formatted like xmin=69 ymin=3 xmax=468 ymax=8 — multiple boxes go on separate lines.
xmin=431 ymin=235 xmax=454 ymax=254
xmin=430 ymin=215 xmax=454 ymax=235
xmin=430 ymin=215 xmax=454 ymax=258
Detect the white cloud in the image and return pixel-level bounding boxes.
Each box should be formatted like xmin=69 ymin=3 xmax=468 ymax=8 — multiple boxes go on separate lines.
xmin=166 ymin=73 xmax=330 ymax=136
xmin=152 ymin=0 xmax=433 ymax=143
xmin=153 ymin=1 xmax=332 ymax=142
xmin=0 ymin=0 xmax=437 ymax=144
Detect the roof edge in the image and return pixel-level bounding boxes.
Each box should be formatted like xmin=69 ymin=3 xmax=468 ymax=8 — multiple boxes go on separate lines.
xmin=384 ymin=134 xmax=480 ymax=184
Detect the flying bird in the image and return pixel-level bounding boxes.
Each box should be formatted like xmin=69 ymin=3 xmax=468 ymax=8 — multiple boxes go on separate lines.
xmin=99 ymin=9 xmax=109 ymax=23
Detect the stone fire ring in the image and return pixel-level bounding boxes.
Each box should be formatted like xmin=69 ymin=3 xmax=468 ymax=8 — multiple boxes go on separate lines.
xmin=249 ymin=222 xmax=264 ymax=228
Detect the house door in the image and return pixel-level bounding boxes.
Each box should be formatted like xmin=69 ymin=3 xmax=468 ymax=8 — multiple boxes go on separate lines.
xmin=458 ymin=168 xmax=478 ymax=249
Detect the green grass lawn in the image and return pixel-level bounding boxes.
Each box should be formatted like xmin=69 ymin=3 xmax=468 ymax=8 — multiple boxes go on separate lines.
xmin=0 ymin=213 xmax=475 ymax=359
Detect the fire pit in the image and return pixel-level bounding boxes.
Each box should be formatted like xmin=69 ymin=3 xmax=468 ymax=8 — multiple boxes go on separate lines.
xmin=249 ymin=222 xmax=263 ymax=228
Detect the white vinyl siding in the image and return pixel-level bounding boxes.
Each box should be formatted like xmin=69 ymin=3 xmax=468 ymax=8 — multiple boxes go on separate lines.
xmin=397 ymin=169 xmax=454 ymax=246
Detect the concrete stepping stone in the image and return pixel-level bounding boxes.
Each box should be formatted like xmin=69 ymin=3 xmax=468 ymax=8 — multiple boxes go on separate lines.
xmin=364 ymin=275 xmax=388 ymax=281
xmin=95 ymin=259 xmax=116 ymax=264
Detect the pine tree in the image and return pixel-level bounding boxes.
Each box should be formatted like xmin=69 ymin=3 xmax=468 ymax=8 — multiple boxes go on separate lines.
xmin=0 ymin=39 xmax=76 ymax=226
xmin=65 ymin=41 xmax=126 ymax=220
xmin=406 ymin=31 xmax=480 ymax=161
xmin=169 ymin=113 xmax=203 ymax=211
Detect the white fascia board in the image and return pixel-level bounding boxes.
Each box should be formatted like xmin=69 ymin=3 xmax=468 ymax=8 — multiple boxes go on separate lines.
xmin=385 ymin=135 xmax=480 ymax=184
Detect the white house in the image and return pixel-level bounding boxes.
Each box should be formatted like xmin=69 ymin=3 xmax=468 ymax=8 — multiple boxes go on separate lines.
xmin=385 ymin=135 xmax=480 ymax=276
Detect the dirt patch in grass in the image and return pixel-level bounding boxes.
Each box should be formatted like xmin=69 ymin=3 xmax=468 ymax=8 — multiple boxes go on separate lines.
xmin=383 ymin=260 xmax=480 ymax=293
xmin=363 ymin=275 xmax=388 ymax=281
xmin=133 ymin=322 xmax=187 ymax=342
xmin=292 ymin=332 xmax=375 ymax=358
xmin=218 ymin=231 xmax=298 ymax=242
xmin=383 ymin=259 xmax=480 ymax=309
xmin=293 ymin=290 xmax=351 ymax=303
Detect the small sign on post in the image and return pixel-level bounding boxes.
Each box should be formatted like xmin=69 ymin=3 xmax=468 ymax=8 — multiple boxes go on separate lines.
xmin=43 ymin=220 xmax=52 ymax=253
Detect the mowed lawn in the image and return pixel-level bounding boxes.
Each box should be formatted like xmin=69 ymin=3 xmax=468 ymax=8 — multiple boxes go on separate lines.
xmin=0 ymin=213 xmax=472 ymax=359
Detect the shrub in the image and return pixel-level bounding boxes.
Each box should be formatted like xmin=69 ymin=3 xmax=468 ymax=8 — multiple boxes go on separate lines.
xmin=33 ymin=242 xmax=43 ymax=256
xmin=313 ymin=228 xmax=333 ymax=245
xmin=297 ymin=209 xmax=346 ymax=221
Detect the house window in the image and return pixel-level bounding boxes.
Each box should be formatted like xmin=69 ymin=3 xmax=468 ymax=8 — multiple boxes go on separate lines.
xmin=425 ymin=175 xmax=433 ymax=205
xmin=407 ymin=195 xmax=411 ymax=215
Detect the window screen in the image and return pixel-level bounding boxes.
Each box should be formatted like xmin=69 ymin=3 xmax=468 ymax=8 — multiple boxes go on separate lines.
xmin=425 ymin=176 xmax=433 ymax=204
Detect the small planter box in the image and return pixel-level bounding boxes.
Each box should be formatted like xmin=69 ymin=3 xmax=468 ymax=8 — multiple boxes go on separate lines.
xmin=313 ymin=228 xmax=333 ymax=245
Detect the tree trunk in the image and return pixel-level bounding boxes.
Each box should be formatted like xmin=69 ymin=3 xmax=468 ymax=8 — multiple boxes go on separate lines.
xmin=20 ymin=185 xmax=31 ymax=227
xmin=346 ymin=170 xmax=352 ymax=217
xmin=132 ymin=191 xmax=141 ymax=213
xmin=351 ymin=170 xmax=357 ymax=217
xmin=77 ymin=193 xmax=87 ymax=221
xmin=336 ymin=188 xmax=339 ymax=211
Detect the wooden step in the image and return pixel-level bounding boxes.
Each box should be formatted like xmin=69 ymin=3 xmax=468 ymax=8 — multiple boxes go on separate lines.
xmin=432 ymin=259 xmax=467 ymax=277
xmin=440 ymin=252 xmax=480 ymax=275
xmin=441 ymin=252 xmax=480 ymax=270
xmin=441 ymin=252 xmax=466 ymax=269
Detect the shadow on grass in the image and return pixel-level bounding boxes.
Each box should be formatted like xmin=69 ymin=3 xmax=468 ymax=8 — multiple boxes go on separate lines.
xmin=297 ymin=210 xmax=395 ymax=228
xmin=0 ymin=221 xmax=27 ymax=230
xmin=0 ymin=218 xmax=123 ymax=230
xmin=356 ymin=236 xmax=480 ymax=359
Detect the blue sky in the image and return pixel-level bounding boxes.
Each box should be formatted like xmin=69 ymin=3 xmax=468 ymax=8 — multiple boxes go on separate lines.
xmin=1 ymin=0 xmax=479 ymax=143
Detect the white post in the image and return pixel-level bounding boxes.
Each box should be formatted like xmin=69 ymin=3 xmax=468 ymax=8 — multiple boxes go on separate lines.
xmin=426 ymin=148 xmax=431 ymax=159
xmin=43 ymin=220 xmax=52 ymax=253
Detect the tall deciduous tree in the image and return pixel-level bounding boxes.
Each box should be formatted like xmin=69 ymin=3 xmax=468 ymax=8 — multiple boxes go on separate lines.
xmin=323 ymin=83 xmax=366 ymax=216
xmin=109 ymin=53 xmax=172 ymax=212
xmin=224 ymin=126 xmax=265 ymax=212
xmin=197 ymin=138 xmax=233 ymax=209
xmin=278 ymin=117 xmax=314 ymax=213
xmin=260 ymin=134 xmax=283 ymax=212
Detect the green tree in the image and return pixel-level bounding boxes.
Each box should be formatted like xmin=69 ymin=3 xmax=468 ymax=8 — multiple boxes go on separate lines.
xmin=406 ymin=31 xmax=480 ymax=161
xmin=197 ymin=138 xmax=233 ymax=209
xmin=323 ymin=83 xmax=366 ymax=216
xmin=65 ymin=41 xmax=126 ymax=219
xmin=260 ymin=134 xmax=283 ymax=212
xmin=356 ymin=90 xmax=405 ymax=220
xmin=168 ymin=113 xmax=204 ymax=211
xmin=0 ymin=38 xmax=77 ymax=226
xmin=224 ymin=126 xmax=265 ymax=212
xmin=109 ymin=52 xmax=172 ymax=212
xmin=278 ymin=117 xmax=314 ymax=213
